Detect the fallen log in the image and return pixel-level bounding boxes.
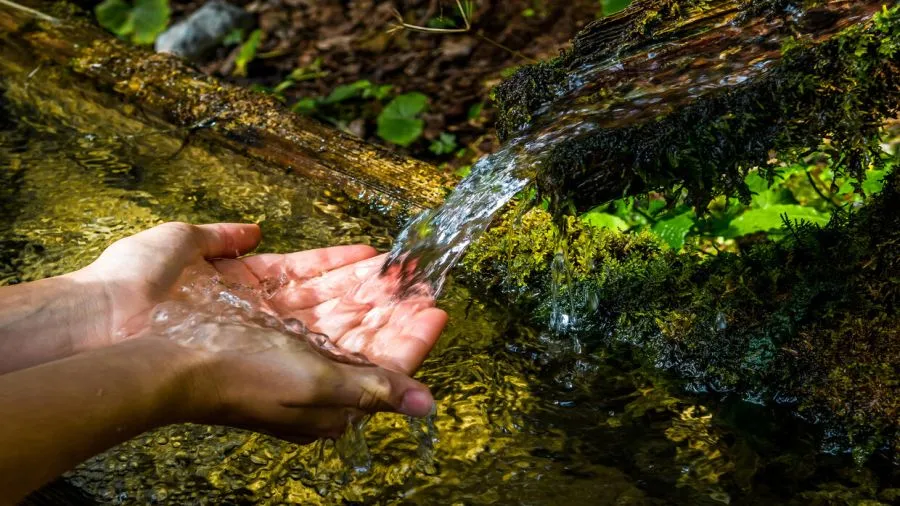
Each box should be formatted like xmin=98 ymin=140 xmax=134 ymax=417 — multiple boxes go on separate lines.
xmin=494 ymin=0 xmax=899 ymax=211
xmin=0 ymin=0 xmax=453 ymax=217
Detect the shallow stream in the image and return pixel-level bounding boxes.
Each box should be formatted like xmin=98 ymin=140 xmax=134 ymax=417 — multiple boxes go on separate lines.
xmin=1 ymin=73 xmax=896 ymax=505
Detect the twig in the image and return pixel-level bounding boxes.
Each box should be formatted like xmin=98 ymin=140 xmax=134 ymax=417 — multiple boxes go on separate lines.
xmin=389 ymin=0 xmax=535 ymax=63
xmin=0 ymin=0 xmax=57 ymax=23
xmin=805 ymin=170 xmax=844 ymax=211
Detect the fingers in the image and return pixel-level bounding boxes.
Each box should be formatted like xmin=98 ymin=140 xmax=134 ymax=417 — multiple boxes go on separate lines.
xmin=193 ymin=223 xmax=262 ymax=259
xmin=241 ymin=245 xmax=379 ymax=282
xmin=302 ymin=361 xmax=434 ymax=417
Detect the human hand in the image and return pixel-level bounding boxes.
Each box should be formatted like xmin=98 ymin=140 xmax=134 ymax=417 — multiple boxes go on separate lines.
xmin=75 ymin=222 xmax=447 ymax=375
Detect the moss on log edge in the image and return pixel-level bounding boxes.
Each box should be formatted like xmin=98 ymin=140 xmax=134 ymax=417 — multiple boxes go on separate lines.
xmin=493 ymin=0 xmax=900 ymax=212
xmin=0 ymin=0 xmax=454 ymax=216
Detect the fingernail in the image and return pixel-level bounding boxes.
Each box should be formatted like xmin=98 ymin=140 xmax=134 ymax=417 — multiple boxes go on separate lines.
xmin=399 ymin=389 xmax=434 ymax=417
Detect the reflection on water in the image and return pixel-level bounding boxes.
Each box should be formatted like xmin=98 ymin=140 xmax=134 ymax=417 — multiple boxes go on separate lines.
xmin=3 ymin=87 xmax=895 ymax=505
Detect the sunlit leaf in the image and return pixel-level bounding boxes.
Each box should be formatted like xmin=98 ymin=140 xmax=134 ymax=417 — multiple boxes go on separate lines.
xmin=602 ymin=0 xmax=632 ymax=16
xmin=582 ymin=210 xmax=629 ymax=231
xmin=96 ymin=0 xmax=169 ymax=44
xmin=726 ymin=205 xmax=830 ymax=237
xmin=652 ymin=211 xmax=695 ymax=249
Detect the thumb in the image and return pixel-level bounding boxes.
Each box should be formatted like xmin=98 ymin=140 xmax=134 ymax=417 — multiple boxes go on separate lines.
xmin=328 ymin=363 xmax=435 ymax=417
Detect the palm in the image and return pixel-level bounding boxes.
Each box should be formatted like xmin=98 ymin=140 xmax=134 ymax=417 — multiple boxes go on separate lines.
xmin=88 ymin=223 xmax=446 ymax=375
xmin=215 ymin=248 xmax=446 ymax=375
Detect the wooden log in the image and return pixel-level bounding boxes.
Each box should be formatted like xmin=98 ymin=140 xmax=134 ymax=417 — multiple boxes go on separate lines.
xmin=0 ymin=0 xmax=454 ymax=217
xmin=493 ymin=0 xmax=898 ymax=211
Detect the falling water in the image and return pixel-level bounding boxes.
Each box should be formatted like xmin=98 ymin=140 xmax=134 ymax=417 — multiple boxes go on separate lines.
xmin=383 ymin=0 xmax=884 ymax=300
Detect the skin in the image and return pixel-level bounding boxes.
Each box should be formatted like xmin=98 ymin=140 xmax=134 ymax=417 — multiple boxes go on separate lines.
xmin=0 ymin=222 xmax=448 ymax=503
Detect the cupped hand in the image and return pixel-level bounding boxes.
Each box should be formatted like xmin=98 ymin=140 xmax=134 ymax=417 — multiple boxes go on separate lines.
xmin=77 ymin=221 xmax=447 ymax=376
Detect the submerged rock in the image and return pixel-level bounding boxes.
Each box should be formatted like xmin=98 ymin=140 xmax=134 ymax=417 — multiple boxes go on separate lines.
xmin=154 ymin=0 xmax=252 ymax=61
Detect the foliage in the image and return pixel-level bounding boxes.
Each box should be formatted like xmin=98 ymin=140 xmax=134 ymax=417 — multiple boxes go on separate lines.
xmin=95 ymin=0 xmax=169 ymax=45
xmin=233 ymin=29 xmax=262 ymax=77
xmin=376 ymin=92 xmax=429 ymax=146
xmin=429 ymin=133 xmax=459 ymax=155
xmin=579 ymin=159 xmax=893 ymax=251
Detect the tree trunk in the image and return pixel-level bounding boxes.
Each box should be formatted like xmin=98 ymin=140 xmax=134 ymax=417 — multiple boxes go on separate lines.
xmin=0 ymin=0 xmax=453 ymax=217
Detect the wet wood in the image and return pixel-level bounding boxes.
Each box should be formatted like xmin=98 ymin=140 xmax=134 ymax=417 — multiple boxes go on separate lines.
xmin=0 ymin=0 xmax=454 ymax=216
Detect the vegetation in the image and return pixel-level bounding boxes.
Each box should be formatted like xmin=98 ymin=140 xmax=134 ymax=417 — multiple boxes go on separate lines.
xmin=95 ymin=0 xmax=169 ymax=44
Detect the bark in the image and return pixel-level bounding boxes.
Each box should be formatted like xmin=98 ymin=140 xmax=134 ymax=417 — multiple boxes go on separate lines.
xmin=0 ymin=0 xmax=452 ymax=217
xmin=494 ymin=0 xmax=899 ymax=211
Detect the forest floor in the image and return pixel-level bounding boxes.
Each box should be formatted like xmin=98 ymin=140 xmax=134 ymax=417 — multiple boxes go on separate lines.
xmin=169 ymin=0 xmax=610 ymax=175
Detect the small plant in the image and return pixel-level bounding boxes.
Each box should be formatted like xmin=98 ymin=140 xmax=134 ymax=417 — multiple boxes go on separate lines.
xmin=599 ymin=0 xmax=632 ymax=16
xmin=95 ymin=0 xmax=170 ymax=45
xmin=429 ymin=133 xmax=458 ymax=155
xmin=377 ymin=92 xmax=429 ymax=146
xmin=233 ymin=29 xmax=262 ymax=77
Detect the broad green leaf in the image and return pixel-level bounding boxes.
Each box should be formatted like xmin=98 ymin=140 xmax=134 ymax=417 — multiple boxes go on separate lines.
xmin=324 ymin=80 xmax=372 ymax=104
xmin=377 ymin=93 xmax=429 ymax=146
xmin=582 ymin=211 xmax=628 ymax=231
xmin=745 ymin=171 xmax=795 ymax=208
xmin=222 ymin=28 xmax=244 ymax=46
xmin=652 ymin=211 xmax=695 ymax=250
xmin=96 ymin=0 xmax=134 ymax=36
xmin=468 ymin=102 xmax=484 ymax=120
xmin=726 ymin=205 xmax=830 ymax=237
xmin=234 ymin=29 xmax=262 ymax=77
xmin=131 ymin=0 xmax=170 ymax=45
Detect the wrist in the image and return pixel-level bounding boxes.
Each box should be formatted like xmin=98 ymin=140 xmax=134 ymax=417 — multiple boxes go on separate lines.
xmin=124 ymin=337 xmax=221 ymax=426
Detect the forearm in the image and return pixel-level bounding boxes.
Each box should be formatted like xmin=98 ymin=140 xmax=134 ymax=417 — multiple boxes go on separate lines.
xmin=0 ymin=337 xmax=208 ymax=503
xmin=0 ymin=273 xmax=108 ymax=374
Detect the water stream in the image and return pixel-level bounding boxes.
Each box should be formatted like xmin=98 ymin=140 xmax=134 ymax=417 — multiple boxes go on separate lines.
xmin=1 ymin=0 xmax=897 ymax=503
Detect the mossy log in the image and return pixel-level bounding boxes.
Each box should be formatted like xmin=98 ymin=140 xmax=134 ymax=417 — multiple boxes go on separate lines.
xmin=494 ymin=0 xmax=899 ymax=211
xmin=0 ymin=0 xmax=453 ymax=216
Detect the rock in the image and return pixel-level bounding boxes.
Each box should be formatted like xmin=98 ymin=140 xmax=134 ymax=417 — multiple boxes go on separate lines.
xmin=154 ymin=0 xmax=253 ymax=61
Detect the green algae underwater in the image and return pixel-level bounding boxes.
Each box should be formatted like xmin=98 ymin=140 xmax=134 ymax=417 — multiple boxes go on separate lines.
xmin=1 ymin=1 xmax=900 ymax=506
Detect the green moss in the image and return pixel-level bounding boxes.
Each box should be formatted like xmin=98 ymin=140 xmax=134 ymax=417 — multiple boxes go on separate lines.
xmin=463 ymin=168 xmax=900 ymax=454
xmin=493 ymin=1 xmax=900 ymax=212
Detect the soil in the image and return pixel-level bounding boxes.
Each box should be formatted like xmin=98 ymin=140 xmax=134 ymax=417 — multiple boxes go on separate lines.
xmin=169 ymin=0 xmax=606 ymax=172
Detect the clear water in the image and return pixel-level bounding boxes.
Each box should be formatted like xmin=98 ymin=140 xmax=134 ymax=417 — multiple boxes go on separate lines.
xmin=3 ymin=80 xmax=896 ymax=506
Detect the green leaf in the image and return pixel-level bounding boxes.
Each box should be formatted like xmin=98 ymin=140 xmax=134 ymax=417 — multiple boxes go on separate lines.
xmin=362 ymin=84 xmax=394 ymax=100
xmin=652 ymin=211 xmax=695 ymax=249
xmin=377 ymin=92 xmax=428 ymax=146
xmin=726 ymin=205 xmax=830 ymax=237
xmin=130 ymin=0 xmax=170 ymax=45
xmin=96 ymin=0 xmax=134 ymax=37
xmin=222 ymin=28 xmax=244 ymax=46
xmin=468 ymin=102 xmax=484 ymax=120
xmin=745 ymin=171 xmax=795 ymax=208
xmin=602 ymin=0 xmax=632 ymax=16
xmin=292 ymin=97 xmax=318 ymax=114
xmin=234 ymin=29 xmax=262 ymax=77
xmin=429 ymin=133 xmax=458 ymax=155
xmin=582 ymin=210 xmax=628 ymax=231
xmin=324 ymin=80 xmax=371 ymax=104
xmin=862 ymin=169 xmax=887 ymax=195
